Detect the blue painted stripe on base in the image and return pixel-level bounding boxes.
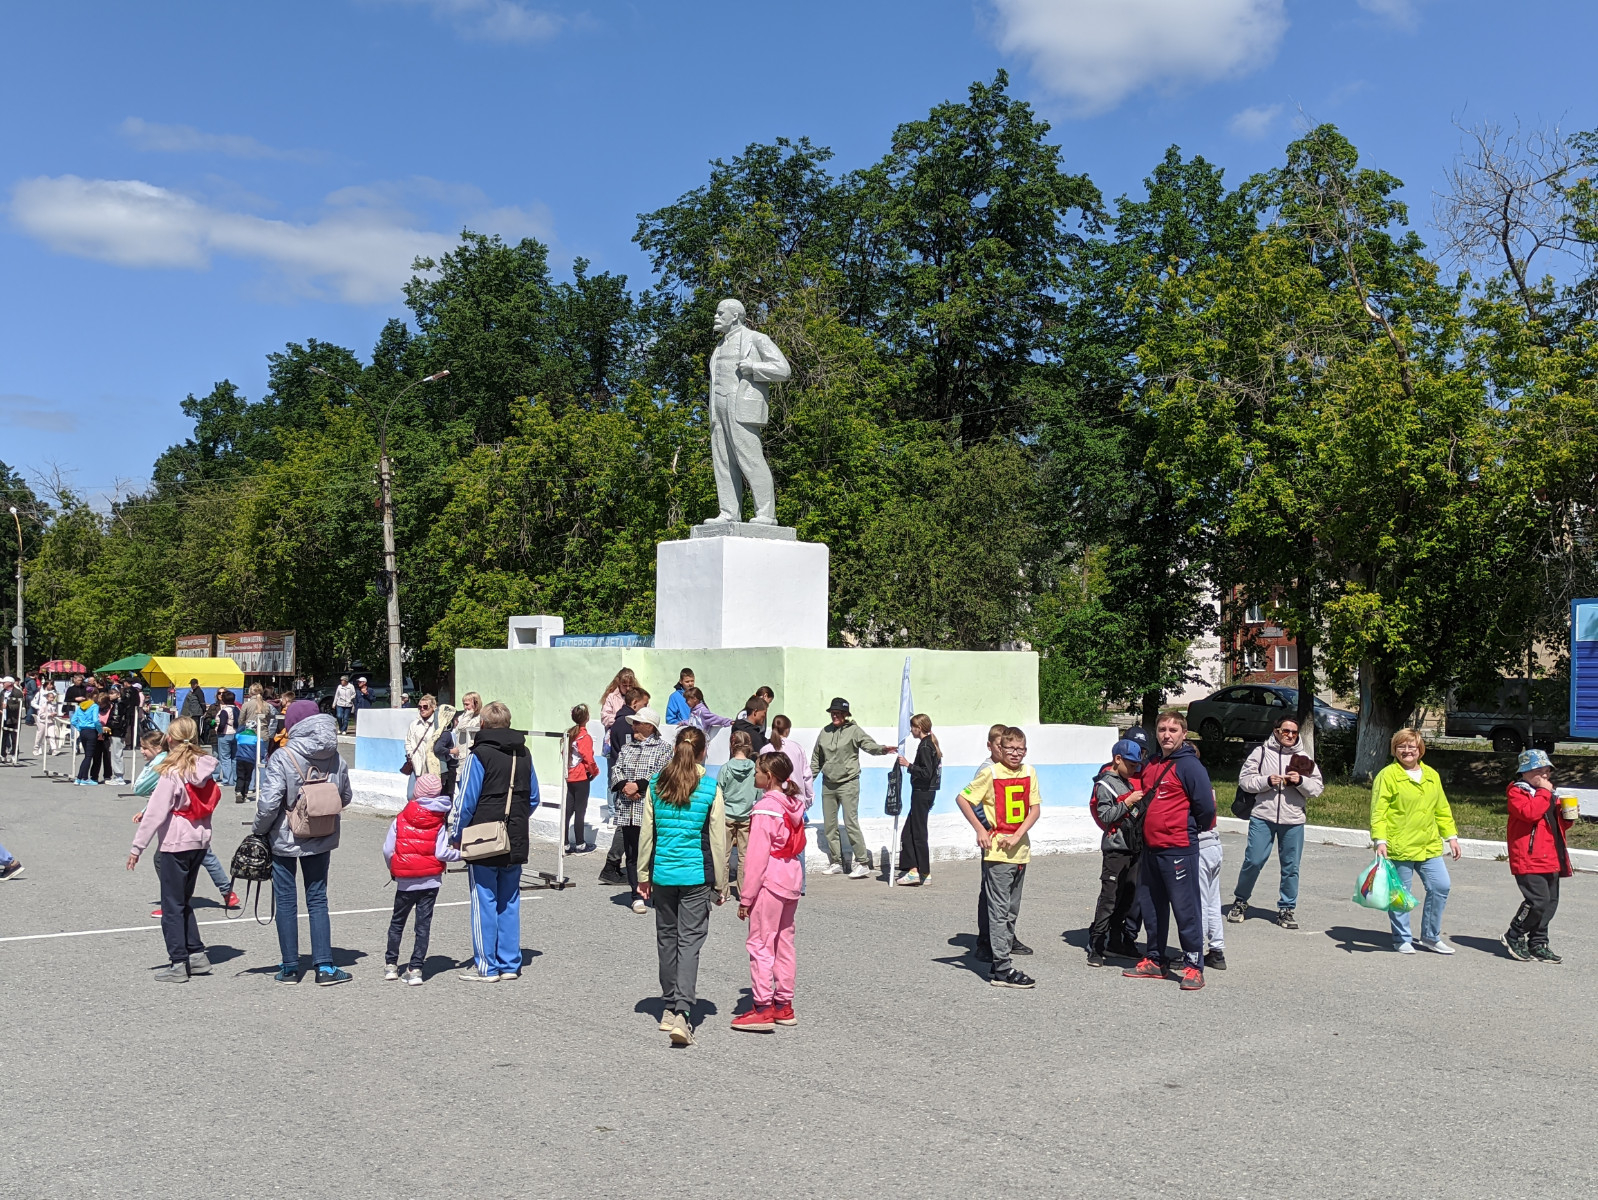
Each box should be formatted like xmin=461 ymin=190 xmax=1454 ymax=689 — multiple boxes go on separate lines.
xmin=355 ymin=736 xmax=407 ymax=772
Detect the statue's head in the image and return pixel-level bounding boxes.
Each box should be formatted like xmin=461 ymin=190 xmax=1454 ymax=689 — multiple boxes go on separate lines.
xmin=713 ymin=298 xmax=746 ymax=335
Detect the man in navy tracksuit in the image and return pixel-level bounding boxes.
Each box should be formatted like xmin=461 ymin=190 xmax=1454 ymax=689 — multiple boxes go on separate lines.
xmin=1124 ymin=710 xmax=1216 ymax=991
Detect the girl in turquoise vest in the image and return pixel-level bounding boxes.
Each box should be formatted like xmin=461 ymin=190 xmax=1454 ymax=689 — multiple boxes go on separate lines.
xmin=638 ymin=726 xmax=729 ymax=1047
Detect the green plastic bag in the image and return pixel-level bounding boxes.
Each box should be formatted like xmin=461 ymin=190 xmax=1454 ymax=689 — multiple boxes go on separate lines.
xmin=1352 ymin=855 xmax=1419 ymax=913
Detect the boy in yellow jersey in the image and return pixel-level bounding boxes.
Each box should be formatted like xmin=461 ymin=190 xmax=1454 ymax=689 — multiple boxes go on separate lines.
xmin=956 ymin=727 xmax=1042 ymax=988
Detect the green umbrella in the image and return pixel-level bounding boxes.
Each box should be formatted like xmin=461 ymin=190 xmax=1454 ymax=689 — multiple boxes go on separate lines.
xmin=94 ymin=653 xmax=154 ymax=674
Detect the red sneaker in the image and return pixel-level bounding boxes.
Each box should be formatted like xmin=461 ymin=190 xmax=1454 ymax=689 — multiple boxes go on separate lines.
xmin=225 ymin=891 xmax=240 ymax=909
xmin=149 ymin=906 xmax=162 ymax=918
xmin=731 ymin=1005 xmax=776 ymax=1033
xmin=1179 ymin=967 xmax=1206 ymax=991
xmin=772 ymin=1001 xmax=797 ymax=1026
xmin=1122 ymin=958 xmax=1165 ymax=980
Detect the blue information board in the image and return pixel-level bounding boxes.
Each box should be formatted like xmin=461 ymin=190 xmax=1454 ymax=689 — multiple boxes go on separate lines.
xmin=550 ymin=633 xmax=654 ymax=648
xmin=1573 ymin=599 xmax=1598 ymax=740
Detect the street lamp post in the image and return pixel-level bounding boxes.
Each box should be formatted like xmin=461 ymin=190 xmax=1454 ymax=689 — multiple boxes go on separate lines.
xmin=9 ymin=506 xmax=22 ymax=682
xmin=308 ymin=366 xmax=449 ymax=707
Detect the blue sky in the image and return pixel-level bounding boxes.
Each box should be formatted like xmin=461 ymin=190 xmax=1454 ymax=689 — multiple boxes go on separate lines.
xmin=2 ymin=0 xmax=1593 ymax=499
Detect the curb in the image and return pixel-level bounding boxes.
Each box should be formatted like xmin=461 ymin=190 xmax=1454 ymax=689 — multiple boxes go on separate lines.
xmin=1217 ymin=816 xmax=1598 ymax=874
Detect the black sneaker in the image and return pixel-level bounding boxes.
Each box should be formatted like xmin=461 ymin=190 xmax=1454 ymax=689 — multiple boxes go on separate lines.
xmin=1501 ymin=932 xmax=1532 ymax=961
xmin=0 ymin=860 xmax=23 ymax=881
xmin=597 ymin=864 xmax=625 ymax=886
xmin=1086 ymin=948 xmax=1107 ymax=968
xmin=1010 ymin=939 xmax=1034 ymax=956
xmin=1225 ymin=899 xmax=1247 ymax=923
xmin=1277 ymin=907 xmax=1299 ymax=930
xmin=1204 ymin=948 xmax=1227 ymax=971
xmin=1530 ymin=944 xmax=1563 ymax=964
xmin=973 ymin=944 xmax=993 ymax=964
xmin=1107 ymin=937 xmax=1140 ymax=959
xmin=316 ymin=966 xmax=352 ymax=986
xmin=990 ymin=967 xmax=1036 ymax=989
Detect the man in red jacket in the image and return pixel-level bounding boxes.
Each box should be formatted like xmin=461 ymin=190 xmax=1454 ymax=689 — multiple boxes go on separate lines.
xmin=1502 ymin=749 xmax=1573 ymax=964
xmin=1123 ymin=711 xmax=1217 ymax=991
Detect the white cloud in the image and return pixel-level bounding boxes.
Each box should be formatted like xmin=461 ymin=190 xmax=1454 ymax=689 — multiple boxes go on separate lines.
xmin=0 ymin=393 xmax=76 ymax=434
xmin=1228 ymin=102 xmax=1283 ymax=139
xmin=119 ymin=117 xmax=319 ymax=163
xmin=376 ymin=0 xmax=564 ymax=43
xmin=9 ymin=176 xmax=461 ymax=304
xmin=1356 ymin=0 xmax=1419 ymax=29
xmin=990 ymin=0 xmax=1288 ymax=115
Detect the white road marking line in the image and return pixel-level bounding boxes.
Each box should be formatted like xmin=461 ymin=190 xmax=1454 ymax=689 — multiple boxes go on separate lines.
xmin=0 ymin=900 xmax=494 ymax=944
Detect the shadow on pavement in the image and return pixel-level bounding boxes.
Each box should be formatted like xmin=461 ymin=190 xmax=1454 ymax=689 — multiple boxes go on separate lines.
xmin=937 ymin=935 xmax=988 ymax=978
xmin=1324 ymin=925 xmax=1393 ymax=954
xmin=1451 ymin=934 xmax=1514 ymax=959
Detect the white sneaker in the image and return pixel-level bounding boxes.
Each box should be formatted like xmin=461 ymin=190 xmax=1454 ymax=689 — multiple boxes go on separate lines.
xmin=383 ymin=963 xmax=401 ymax=981
xmin=403 ymin=967 xmax=424 ymax=986
xmin=1418 ymin=938 xmax=1456 ymax=955
xmin=848 ymin=862 xmax=870 ymax=879
xmin=458 ymin=969 xmax=499 ymax=982
xmin=822 ymin=862 xmax=845 ymax=875
xmin=631 ymin=898 xmax=647 ymax=914
xmin=1395 ymin=942 xmax=1416 ymax=954
xmin=896 ymin=871 xmax=921 ymax=886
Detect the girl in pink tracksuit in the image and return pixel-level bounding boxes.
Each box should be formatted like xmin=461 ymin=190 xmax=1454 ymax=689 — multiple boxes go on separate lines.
xmin=732 ymin=752 xmax=808 ymax=1032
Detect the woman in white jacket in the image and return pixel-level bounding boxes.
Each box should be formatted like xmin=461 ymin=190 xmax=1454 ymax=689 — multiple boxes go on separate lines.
xmin=1226 ymin=713 xmax=1324 ymax=929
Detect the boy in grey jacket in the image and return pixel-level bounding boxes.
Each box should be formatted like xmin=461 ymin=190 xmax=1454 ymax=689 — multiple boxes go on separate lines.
xmin=1088 ymin=738 xmax=1146 ymax=967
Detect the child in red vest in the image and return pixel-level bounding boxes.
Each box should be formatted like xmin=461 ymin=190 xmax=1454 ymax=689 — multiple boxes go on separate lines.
xmin=732 ymin=752 xmax=808 ymax=1032
xmin=382 ymin=773 xmax=460 ymax=984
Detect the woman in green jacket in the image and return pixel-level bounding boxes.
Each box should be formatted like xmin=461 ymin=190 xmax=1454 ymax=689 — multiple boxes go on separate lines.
xmin=1370 ymin=729 xmax=1461 ymax=954
xmin=637 ymin=726 xmax=729 ymax=1047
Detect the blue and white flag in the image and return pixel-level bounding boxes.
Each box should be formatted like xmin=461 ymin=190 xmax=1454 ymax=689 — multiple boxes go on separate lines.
xmin=896 ymin=655 xmax=913 ymax=751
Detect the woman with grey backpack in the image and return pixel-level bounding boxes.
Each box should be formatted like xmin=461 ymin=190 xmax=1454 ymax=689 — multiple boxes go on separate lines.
xmin=254 ymin=700 xmax=352 ymax=985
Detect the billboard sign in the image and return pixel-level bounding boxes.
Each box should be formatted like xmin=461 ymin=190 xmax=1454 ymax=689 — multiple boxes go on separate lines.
xmin=1573 ymin=600 xmax=1598 ymax=740
xmin=174 ymin=635 xmax=213 ymax=657
xmin=216 ymin=630 xmax=297 ymax=676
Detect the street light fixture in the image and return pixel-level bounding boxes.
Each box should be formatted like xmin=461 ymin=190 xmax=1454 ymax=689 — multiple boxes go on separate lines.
xmin=307 ymin=365 xmax=450 ymax=707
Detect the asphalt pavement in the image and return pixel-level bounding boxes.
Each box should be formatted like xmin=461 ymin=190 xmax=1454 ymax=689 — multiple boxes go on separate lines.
xmin=1 ymin=763 xmax=1592 ymax=1199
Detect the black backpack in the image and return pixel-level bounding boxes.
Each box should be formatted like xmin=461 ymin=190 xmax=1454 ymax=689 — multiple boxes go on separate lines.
xmin=227 ymin=834 xmax=275 ymax=924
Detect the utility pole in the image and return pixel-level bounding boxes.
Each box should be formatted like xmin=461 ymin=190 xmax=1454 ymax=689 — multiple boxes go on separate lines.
xmin=9 ymin=506 xmax=22 ymax=682
xmin=308 ymin=366 xmax=449 ymax=707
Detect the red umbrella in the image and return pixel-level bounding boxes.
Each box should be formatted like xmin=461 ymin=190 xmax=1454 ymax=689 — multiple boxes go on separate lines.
xmin=40 ymin=659 xmax=87 ymax=674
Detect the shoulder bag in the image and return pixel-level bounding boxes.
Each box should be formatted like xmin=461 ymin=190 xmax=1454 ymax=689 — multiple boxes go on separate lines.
xmin=286 ymin=751 xmax=344 ymax=839
xmin=461 ymin=756 xmax=517 ymax=862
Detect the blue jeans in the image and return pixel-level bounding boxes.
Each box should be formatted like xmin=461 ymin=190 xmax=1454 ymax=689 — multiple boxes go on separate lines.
xmin=1389 ymin=856 xmax=1451 ymax=946
xmin=203 ymin=849 xmax=231 ymax=895
xmin=273 ymin=852 xmax=333 ymax=970
xmin=0 ymin=841 xmax=13 ymax=866
xmin=468 ymin=864 xmax=522 ymax=977
xmin=334 ymin=706 xmax=352 ymax=735
xmin=214 ymin=733 xmax=236 ymax=786
xmin=1233 ymin=818 xmax=1306 ymax=908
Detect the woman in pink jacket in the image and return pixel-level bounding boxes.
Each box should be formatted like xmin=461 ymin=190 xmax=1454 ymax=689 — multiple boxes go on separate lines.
xmin=732 ymin=751 xmax=808 ymax=1033
xmin=126 ymin=717 xmax=220 ymax=983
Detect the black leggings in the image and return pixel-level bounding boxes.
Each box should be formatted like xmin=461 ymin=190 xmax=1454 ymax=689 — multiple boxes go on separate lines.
xmin=898 ymin=789 xmax=935 ymax=877
xmin=621 ymin=825 xmax=641 ymax=897
xmin=564 ymin=779 xmax=590 ymax=849
xmin=76 ymin=729 xmax=99 ymax=780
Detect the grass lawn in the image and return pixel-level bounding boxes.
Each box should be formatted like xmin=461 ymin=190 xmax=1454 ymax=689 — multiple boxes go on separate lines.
xmin=1205 ymin=747 xmax=1598 ymax=850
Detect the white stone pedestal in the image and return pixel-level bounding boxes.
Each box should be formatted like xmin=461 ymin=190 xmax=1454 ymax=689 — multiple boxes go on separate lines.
xmin=655 ymin=533 xmax=828 ymax=649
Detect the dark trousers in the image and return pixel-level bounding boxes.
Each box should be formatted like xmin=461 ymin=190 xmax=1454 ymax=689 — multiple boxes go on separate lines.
xmin=976 ymin=871 xmax=990 ymax=952
xmin=621 ymin=825 xmax=641 ymax=896
xmin=564 ymin=779 xmax=590 ymax=849
xmin=605 ymin=825 xmax=625 ymax=867
xmin=273 ymin=851 xmax=333 ymax=970
xmin=386 ymin=887 xmax=438 ymax=969
xmin=898 ymin=789 xmax=934 ymax=877
xmin=1509 ymin=872 xmax=1561 ymax=946
xmin=235 ymin=755 xmax=256 ymax=800
xmin=154 ymin=848 xmax=206 ymax=964
xmin=981 ymin=860 xmax=1026 ymax=973
xmin=1090 ymin=849 xmax=1141 ymax=951
xmin=1139 ymin=848 xmax=1204 ymax=971
xmin=76 ymin=729 xmax=99 ymax=779
xmin=653 ymin=882 xmax=712 ymax=1015
xmin=92 ymin=732 xmax=113 ymax=780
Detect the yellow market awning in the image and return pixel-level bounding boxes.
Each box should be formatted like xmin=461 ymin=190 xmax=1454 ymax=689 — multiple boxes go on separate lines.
xmin=141 ymin=657 xmax=245 ymax=689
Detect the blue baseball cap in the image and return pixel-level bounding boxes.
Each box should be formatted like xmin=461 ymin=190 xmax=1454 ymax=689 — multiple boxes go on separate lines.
xmin=1516 ymin=748 xmax=1552 ymax=774
xmin=1111 ymin=738 xmax=1144 ymax=764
